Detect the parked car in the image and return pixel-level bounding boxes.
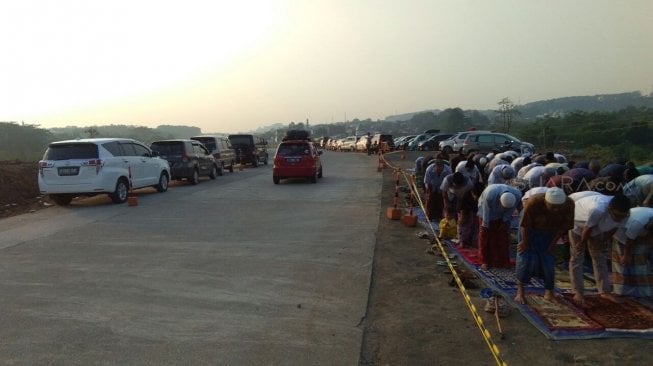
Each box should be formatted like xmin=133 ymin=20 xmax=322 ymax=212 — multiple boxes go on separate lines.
xmin=417 ymin=133 xmax=453 ymax=151
xmin=355 ymin=135 xmax=371 ymax=152
xmin=340 ymin=135 xmax=359 ymax=151
xmin=38 ymin=138 xmax=170 ymax=205
xmin=395 ymin=135 xmax=416 ymax=150
xmin=228 ymin=134 xmax=269 ymax=167
xmin=439 ymin=131 xmax=491 ymax=154
xmin=460 ymin=132 xmax=535 ymax=155
xmin=190 ymin=135 xmax=236 ymax=175
xmin=406 ymin=133 xmax=435 ymax=150
xmin=370 ymin=133 xmax=395 ymax=153
xmin=273 ymin=139 xmax=323 ymax=184
xmin=150 ymin=139 xmax=218 ymax=184
xmin=326 ymin=138 xmax=339 ymax=151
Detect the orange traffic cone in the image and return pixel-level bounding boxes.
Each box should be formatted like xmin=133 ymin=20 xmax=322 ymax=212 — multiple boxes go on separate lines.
xmin=127 ymin=191 xmax=138 ymax=206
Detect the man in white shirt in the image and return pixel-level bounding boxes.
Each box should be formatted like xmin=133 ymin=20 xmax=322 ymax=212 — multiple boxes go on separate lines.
xmin=487 ymin=164 xmax=516 ymax=185
xmin=622 ymin=174 xmax=653 ymax=207
xmin=568 ymin=193 xmax=631 ymax=305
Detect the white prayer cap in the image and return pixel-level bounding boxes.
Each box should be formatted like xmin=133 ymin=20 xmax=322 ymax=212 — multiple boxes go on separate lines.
xmin=499 ymin=192 xmax=516 ymax=208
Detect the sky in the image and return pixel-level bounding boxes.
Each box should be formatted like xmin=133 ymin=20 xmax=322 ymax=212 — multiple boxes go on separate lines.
xmin=1 ymin=0 xmax=652 ymax=134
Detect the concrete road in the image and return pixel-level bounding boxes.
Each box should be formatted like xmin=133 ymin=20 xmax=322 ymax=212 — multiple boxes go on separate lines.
xmin=0 ymin=150 xmax=383 ymax=365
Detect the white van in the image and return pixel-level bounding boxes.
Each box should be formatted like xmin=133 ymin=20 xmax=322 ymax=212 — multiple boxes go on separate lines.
xmin=38 ymin=138 xmax=170 ymax=205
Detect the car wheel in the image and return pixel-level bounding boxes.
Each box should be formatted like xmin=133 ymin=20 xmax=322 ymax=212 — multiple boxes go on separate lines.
xmin=190 ymin=169 xmax=200 ymax=185
xmin=318 ymin=166 xmax=323 ymax=178
xmin=50 ymin=194 xmax=73 ymax=206
xmin=273 ymin=176 xmax=280 ymax=184
xmin=263 ymin=154 xmax=268 ymax=165
xmin=110 ymin=178 xmax=129 ymax=204
xmin=311 ymin=171 xmax=318 ymax=183
xmin=209 ymin=165 xmax=218 ymax=179
xmin=156 ymin=172 xmax=169 ymax=192
xmin=252 ymin=158 xmax=258 ymax=168
xmin=229 ymin=161 xmax=234 ymax=173
xmin=217 ymin=163 xmax=224 ymax=177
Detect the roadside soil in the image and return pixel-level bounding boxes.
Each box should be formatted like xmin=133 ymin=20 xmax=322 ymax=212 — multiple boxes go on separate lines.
xmin=0 ymin=161 xmax=51 ymax=219
xmin=360 ymin=151 xmax=651 ymax=366
xmin=3 ymin=157 xmax=651 ymax=365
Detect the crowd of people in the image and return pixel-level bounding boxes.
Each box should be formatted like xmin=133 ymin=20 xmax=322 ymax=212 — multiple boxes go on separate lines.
xmin=414 ymin=149 xmax=653 ymax=305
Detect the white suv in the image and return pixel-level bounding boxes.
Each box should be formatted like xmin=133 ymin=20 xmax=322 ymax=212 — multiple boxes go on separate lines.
xmin=38 ymin=138 xmax=171 ymax=205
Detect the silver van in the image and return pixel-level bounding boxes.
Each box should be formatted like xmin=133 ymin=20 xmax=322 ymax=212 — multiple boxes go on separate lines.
xmin=460 ymin=132 xmax=534 ymax=155
xmin=190 ymin=135 xmax=236 ymax=174
xmin=439 ymin=130 xmax=490 ymax=154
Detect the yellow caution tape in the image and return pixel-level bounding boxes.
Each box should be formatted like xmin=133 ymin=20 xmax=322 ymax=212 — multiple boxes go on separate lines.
xmin=380 ymin=151 xmax=508 ymax=366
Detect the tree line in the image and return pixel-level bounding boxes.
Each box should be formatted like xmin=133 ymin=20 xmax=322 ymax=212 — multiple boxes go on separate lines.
xmin=2 ymin=104 xmax=652 ymax=163
xmin=0 ymin=123 xmax=201 ymax=161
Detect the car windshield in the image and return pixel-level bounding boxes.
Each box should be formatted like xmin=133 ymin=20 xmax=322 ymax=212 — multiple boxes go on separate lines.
xmin=151 ymin=142 xmax=184 ymax=155
xmin=277 ymin=143 xmax=311 ymax=156
xmin=229 ymin=135 xmax=254 ymax=146
xmin=192 ymin=138 xmax=216 ymax=151
xmin=44 ymin=143 xmax=99 ymax=160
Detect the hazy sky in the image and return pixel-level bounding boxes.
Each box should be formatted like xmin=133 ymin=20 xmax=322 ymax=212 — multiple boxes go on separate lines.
xmin=2 ymin=0 xmax=652 ymax=133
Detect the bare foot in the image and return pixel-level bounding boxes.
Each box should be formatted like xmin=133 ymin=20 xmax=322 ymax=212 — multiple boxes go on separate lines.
xmin=480 ymin=264 xmax=488 ymax=271
xmin=572 ymin=293 xmax=585 ymax=306
xmin=514 ymin=293 xmax=526 ymax=305
xmin=599 ymin=293 xmax=624 ymax=303
xmin=543 ymin=291 xmax=555 ymax=302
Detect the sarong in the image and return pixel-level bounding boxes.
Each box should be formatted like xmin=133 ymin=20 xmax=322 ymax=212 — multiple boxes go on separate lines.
xmin=478 ymin=218 xmax=511 ymax=268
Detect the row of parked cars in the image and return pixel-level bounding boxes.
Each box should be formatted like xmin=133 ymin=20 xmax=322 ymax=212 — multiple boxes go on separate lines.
xmin=38 ymin=134 xmax=269 ymax=205
xmin=393 ymin=130 xmax=535 ymax=155
xmin=320 ymin=133 xmax=395 ymax=153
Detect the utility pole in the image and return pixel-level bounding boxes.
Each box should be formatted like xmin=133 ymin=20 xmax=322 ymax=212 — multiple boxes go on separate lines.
xmin=497 ymin=98 xmax=515 ymax=133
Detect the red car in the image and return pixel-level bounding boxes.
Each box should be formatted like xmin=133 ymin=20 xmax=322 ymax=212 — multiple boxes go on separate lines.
xmin=273 ymin=140 xmax=323 ymax=184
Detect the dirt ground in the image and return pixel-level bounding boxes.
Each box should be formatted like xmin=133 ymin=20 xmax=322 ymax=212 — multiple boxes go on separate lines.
xmin=2 ymin=158 xmax=652 ymax=365
xmin=360 ymin=151 xmax=651 ymax=366
xmin=0 ymin=161 xmax=51 ymax=219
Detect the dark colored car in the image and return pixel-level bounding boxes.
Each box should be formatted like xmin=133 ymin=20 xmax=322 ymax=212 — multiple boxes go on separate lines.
xmin=273 ymin=140 xmax=323 ymax=184
xmin=417 ymin=134 xmax=454 ymax=151
xmin=190 ymin=135 xmax=236 ymax=175
xmin=228 ymin=134 xmax=269 ymax=167
xmin=150 ymin=139 xmax=218 ymax=184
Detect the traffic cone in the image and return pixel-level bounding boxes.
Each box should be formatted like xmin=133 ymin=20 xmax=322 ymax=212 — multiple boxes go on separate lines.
xmin=386 ymin=172 xmax=402 ymax=220
xmin=127 ymin=191 xmax=138 ymax=206
xmin=402 ymin=203 xmax=417 ymax=227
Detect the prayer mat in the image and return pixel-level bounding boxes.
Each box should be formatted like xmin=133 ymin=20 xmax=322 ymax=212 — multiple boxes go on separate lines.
xmin=562 ymin=294 xmax=653 ymax=332
xmin=432 ymin=227 xmax=653 ymax=339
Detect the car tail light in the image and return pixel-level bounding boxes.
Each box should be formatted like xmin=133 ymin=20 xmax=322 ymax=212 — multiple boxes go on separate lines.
xmin=38 ymin=160 xmax=54 ymax=177
xmin=83 ymin=159 xmax=102 ymax=166
xmin=82 ymin=159 xmax=103 ymax=174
